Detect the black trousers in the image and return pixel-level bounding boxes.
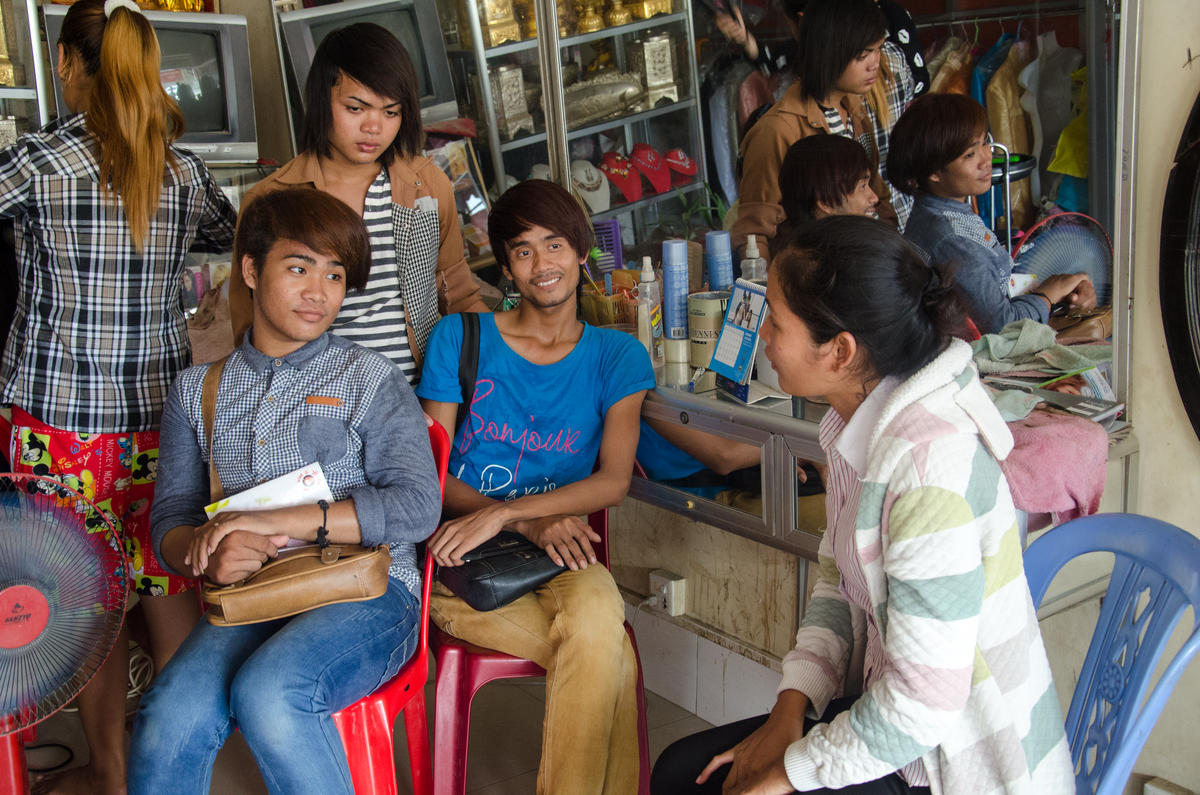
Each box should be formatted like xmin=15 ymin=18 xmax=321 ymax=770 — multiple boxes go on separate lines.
xmin=651 ymin=698 xmax=933 ymax=795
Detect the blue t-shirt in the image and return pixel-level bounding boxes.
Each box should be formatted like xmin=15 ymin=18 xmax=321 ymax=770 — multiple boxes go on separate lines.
xmin=416 ymin=313 xmax=655 ymax=499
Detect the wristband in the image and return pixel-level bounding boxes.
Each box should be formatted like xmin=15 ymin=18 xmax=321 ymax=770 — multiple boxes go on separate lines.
xmin=1028 ymin=291 xmax=1051 ymax=305
xmin=316 ymin=499 xmax=329 ymax=548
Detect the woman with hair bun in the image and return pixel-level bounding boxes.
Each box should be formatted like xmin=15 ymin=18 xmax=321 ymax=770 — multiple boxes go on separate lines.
xmin=0 ymin=0 xmax=236 ymax=791
xmin=651 ymin=216 xmax=1073 ymax=795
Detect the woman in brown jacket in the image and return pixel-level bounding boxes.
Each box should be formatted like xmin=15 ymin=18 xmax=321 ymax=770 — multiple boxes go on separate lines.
xmin=731 ymin=0 xmax=897 ymax=261
xmin=230 ymin=23 xmax=484 ymax=382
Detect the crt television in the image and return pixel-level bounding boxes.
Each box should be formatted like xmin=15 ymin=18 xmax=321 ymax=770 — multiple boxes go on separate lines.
xmin=42 ymin=5 xmax=258 ymax=164
xmin=278 ymin=0 xmax=458 ymax=127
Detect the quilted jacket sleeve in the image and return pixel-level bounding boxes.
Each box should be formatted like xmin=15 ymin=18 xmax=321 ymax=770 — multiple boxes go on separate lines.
xmin=777 ymin=524 xmax=857 ymax=718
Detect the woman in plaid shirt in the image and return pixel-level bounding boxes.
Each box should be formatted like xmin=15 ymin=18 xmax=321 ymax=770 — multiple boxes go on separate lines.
xmin=0 ymin=0 xmax=236 ymax=791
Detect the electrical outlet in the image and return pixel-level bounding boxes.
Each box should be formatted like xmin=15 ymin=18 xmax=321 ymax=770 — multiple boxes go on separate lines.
xmin=649 ymin=569 xmax=686 ymax=617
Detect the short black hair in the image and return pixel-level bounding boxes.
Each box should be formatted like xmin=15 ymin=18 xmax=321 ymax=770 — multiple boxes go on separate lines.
xmin=236 ymin=188 xmax=371 ymax=292
xmin=778 ymin=135 xmax=872 ymax=227
xmin=796 ymin=0 xmax=887 ymax=101
xmin=299 ymin=23 xmax=423 ymax=164
xmin=488 ymin=180 xmax=592 ymax=274
xmin=771 ymin=216 xmax=964 ymax=380
xmin=888 ymin=93 xmax=990 ymax=195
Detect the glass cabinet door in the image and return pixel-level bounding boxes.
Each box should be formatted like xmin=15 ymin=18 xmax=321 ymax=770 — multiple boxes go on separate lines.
xmin=450 ymin=0 xmax=707 ymax=245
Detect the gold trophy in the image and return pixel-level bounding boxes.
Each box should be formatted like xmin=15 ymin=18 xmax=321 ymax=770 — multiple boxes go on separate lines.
xmin=605 ymin=0 xmax=632 ymax=27
xmin=0 ymin=0 xmax=25 ymax=87
xmin=476 ymin=0 xmax=522 ymax=47
xmin=577 ymin=1 xmax=603 ymax=33
xmin=630 ymin=0 xmax=671 ymax=20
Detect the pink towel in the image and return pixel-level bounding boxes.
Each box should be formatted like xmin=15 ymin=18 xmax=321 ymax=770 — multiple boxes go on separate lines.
xmin=1001 ymin=408 xmax=1108 ymax=523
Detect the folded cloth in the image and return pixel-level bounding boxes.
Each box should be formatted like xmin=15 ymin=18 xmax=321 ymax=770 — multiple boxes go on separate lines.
xmin=971 ymin=319 xmax=1111 ymax=375
xmin=1002 ymin=408 xmax=1107 ymax=523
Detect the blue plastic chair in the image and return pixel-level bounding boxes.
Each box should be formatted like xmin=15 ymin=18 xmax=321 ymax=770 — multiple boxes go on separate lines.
xmin=1023 ymin=513 xmax=1200 ymax=795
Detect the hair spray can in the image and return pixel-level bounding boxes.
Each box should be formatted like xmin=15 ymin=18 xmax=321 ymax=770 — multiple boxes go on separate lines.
xmin=661 ymin=239 xmax=690 ymax=361
xmin=704 ymin=230 xmax=734 ymax=291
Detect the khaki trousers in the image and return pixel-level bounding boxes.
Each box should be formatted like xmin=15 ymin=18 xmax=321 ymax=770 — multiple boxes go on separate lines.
xmin=431 ymin=564 xmax=639 ymax=795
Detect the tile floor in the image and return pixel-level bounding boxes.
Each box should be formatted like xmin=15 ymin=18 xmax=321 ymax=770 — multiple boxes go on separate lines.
xmin=26 ymin=652 xmax=712 ymax=794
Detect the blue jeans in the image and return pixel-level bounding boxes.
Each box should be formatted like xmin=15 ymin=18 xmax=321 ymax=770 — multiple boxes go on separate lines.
xmin=128 ymin=579 xmax=420 ymax=795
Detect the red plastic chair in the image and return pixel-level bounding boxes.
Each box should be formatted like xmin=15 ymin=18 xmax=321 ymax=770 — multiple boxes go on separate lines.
xmin=431 ymin=508 xmax=652 ymax=795
xmin=332 ymin=418 xmax=450 ymax=795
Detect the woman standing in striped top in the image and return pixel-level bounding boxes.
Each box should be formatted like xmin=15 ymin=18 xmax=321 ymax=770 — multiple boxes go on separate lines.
xmin=230 ymin=23 xmax=485 ymax=383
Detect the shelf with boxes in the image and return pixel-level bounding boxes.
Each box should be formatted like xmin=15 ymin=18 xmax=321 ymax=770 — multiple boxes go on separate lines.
xmin=448 ymin=0 xmax=706 ymax=242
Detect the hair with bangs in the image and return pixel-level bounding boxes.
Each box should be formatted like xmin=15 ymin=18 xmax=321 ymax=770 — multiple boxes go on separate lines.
xmin=58 ymin=0 xmax=184 ymax=251
xmin=778 ymin=135 xmax=872 ymax=229
xmin=887 ymin=93 xmax=990 ymax=195
xmin=235 ymin=188 xmax=371 ymax=291
xmin=488 ymin=180 xmax=593 ymax=272
xmin=299 ymin=23 xmax=424 ymax=164
xmin=771 ymin=216 xmax=964 ymax=380
xmin=796 ymin=0 xmax=887 ymax=100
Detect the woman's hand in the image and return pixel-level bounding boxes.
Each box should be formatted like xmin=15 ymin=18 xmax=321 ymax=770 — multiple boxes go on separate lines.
xmin=203 ymin=530 xmax=289 ymax=584
xmin=1037 ymin=273 xmax=1097 ymax=312
xmin=428 ymin=503 xmax=509 ymax=566
xmin=723 ymin=760 xmax=794 ymax=795
xmin=699 ymin=691 xmax=807 ymax=791
xmin=715 ymin=6 xmax=759 ymax=60
xmin=186 ymin=509 xmax=291 ymax=577
xmin=511 ymin=515 xmax=600 ymax=570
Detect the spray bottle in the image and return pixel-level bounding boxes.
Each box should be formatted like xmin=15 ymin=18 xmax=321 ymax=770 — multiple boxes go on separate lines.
xmin=740 ymin=234 xmax=767 ymax=282
xmin=636 ymin=256 xmax=664 ymax=366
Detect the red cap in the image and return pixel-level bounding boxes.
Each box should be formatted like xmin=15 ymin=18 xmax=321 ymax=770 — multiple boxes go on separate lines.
xmin=630 ymin=143 xmax=671 ymax=194
xmin=599 ymin=151 xmax=643 ymax=203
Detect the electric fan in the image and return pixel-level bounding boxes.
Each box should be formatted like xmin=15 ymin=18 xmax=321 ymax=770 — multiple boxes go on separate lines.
xmin=0 ymin=473 xmax=127 ymax=794
xmin=1012 ymin=211 xmax=1114 ymax=305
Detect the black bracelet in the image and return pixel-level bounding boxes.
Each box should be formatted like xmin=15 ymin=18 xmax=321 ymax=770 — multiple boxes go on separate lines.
xmin=1028 ymin=290 xmax=1051 ymax=305
xmin=316 ymin=499 xmax=329 ymax=548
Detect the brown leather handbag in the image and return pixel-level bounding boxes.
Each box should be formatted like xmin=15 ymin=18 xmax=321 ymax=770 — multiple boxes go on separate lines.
xmin=1049 ymin=306 xmax=1113 ymax=341
xmin=198 ymin=357 xmax=391 ymax=627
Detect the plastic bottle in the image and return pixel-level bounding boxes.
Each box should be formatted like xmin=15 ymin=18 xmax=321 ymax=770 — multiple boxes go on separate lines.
xmin=704 ymin=230 xmax=734 ymax=291
xmin=636 ymin=256 xmax=665 ymax=366
xmin=740 ymin=234 xmax=767 ymax=282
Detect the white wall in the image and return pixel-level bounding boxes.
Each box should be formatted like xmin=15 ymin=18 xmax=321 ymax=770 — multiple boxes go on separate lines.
xmin=1111 ymin=1 xmax=1200 ymax=787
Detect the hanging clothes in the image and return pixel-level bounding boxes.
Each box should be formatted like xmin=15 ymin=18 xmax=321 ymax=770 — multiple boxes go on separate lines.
xmin=987 ymin=38 xmax=1036 ymax=229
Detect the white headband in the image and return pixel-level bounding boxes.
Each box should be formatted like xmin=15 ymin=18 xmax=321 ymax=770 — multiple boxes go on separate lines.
xmin=104 ymin=0 xmax=142 ymax=18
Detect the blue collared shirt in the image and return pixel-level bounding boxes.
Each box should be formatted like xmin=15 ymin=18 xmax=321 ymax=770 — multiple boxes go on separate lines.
xmin=904 ymin=192 xmax=1049 ymax=334
xmin=150 ymin=331 xmax=441 ymax=596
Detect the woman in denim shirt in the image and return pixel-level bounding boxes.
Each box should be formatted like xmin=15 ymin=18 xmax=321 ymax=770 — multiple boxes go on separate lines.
xmin=889 ymin=93 xmax=1095 ymax=334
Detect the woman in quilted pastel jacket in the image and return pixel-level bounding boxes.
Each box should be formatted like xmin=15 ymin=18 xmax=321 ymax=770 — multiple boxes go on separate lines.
xmin=651 ymin=216 xmax=1074 ymax=795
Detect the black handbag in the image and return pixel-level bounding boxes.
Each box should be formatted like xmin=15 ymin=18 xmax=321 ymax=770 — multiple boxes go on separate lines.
xmin=437 ymin=530 xmax=566 ymax=611
xmin=436 ymin=314 xmax=567 ymax=611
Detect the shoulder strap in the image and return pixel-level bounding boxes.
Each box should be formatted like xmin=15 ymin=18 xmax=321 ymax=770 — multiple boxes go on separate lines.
xmin=455 ymin=312 xmax=480 ymax=433
xmin=201 ymin=356 xmax=230 ymax=504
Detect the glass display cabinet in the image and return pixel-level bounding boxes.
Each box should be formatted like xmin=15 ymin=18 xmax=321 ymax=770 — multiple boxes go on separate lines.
xmin=446 ymin=0 xmax=708 ymax=241
xmin=0 ymin=0 xmax=50 ymax=147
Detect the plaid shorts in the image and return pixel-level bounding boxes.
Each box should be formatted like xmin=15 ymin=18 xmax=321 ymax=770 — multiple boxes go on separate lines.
xmin=7 ymin=406 xmax=196 ymax=596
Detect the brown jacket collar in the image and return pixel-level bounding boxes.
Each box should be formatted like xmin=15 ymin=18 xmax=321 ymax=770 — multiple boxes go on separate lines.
xmin=271 ymin=150 xmax=433 ymax=204
xmin=773 ymin=82 xmax=871 ymax=135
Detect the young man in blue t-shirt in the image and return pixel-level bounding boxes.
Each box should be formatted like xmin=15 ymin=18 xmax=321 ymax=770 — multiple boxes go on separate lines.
xmin=416 ymin=179 xmax=655 ymax=794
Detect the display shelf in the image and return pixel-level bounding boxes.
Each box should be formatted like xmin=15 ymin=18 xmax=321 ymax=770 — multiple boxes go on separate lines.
xmin=498 ymin=97 xmax=697 ymax=153
xmin=455 ymin=10 xmax=689 ymax=58
xmin=0 ymin=87 xmax=37 ymax=101
xmin=590 ymin=178 xmax=704 ymax=222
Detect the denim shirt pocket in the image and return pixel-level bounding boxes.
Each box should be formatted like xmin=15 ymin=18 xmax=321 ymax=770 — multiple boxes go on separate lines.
xmin=297 ymin=414 xmax=350 ymax=467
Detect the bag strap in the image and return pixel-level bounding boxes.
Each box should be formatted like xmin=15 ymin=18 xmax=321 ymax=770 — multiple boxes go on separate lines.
xmin=455 ymin=312 xmax=480 ymax=433
xmin=201 ymin=356 xmax=230 ymax=504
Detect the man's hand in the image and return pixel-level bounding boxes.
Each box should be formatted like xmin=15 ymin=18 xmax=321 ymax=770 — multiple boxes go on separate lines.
xmin=203 ymin=530 xmax=288 ymax=584
xmin=511 ymin=515 xmax=600 ymax=570
xmin=186 ymin=509 xmax=291 ymax=576
xmin=715 ymin=6 xmax=758 ymax=60
xmin=428 ymin=503 xmax=509 ymax=566
xmin=699 ymin=691 xmax=807 ymax=791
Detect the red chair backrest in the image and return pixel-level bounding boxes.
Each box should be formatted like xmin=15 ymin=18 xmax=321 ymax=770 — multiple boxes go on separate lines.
xmin=418 ymin=417 xmax=451 ymax=660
